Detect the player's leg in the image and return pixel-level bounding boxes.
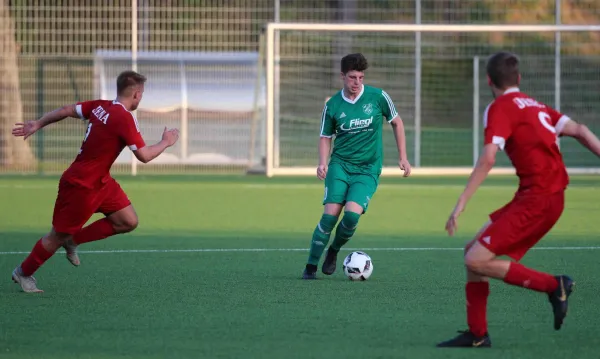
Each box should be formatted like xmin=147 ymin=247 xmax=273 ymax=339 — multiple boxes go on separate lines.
xmin=322 ymin=174 xmax=377 ymax=275
xmin=303 ymin=164 xmax=347 ymax=279
xmin=464 ymin=195 xmax=564 ymax=291
xmin=72 ymin=206 xmax=138 ymax=245
xmin=439 ymin=192 xmax=573 ymax=348
xmin=464 ymin=223 xmax=491 ymax=343
xmin=330 ymin=201 xmax=363 ymax=252
xmin=304 ymin=203 xmax=343 ymax=279
xmin=66 ymin=205 xmax=138 ymax=265
xmin=437 ymin=222 xmax=492 ymax=348
xmin=67 ymin=179 xmax=137 ymax=266
xmin=464 ymin=240 xmax=559 ymax=288
xmin=465 ymin=220 xmax=491 ymax=283
xmin=464 ymin=192 xmax=573 ymax=329
xmin=321 ymin=201 xmax=361 ymax=276
xmin=464 ymin=239 xmax=573 ymax=330
xmin=13 ymin=180 xmax=95 ymax=292
xmin=12 ymin=228 xmax=72 ymax=293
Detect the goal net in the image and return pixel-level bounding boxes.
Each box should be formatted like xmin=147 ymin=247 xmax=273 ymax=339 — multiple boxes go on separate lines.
xmin=263 ymin=23 xmax=600 ymax=177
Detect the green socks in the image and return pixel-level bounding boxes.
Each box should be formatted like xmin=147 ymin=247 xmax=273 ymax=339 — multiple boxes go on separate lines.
xmin=307 ymin=214 xmax=338 ymax=266
xmin=307 ymin=211 xmax=362 ymax=266
xmin=331 ymin=211 xmax=361 ymax=251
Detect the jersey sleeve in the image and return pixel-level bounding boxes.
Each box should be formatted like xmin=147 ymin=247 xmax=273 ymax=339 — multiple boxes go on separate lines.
xmin=75 ymin=100 xmax=102 ymax=121
xmin=119 ymin=112 xmax=146 ymax=151
xmin=379 ymin=90 xmax=399 ymax=122
xmin=545 ymin=106 xmax=571 ymax=136
xmin=483 ymin=103 xmax=513 ymax=151
xmin=320 ymin=104 xmax=335 ymax=138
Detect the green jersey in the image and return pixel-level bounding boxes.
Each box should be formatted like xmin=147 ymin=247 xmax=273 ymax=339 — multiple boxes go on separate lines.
xmin=320 ymin=85 xmax=398 ymax=174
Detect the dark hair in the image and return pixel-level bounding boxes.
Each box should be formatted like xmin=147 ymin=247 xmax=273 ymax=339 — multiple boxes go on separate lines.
xmin=341 ymin=53 xmax=368 ymax=74
xmin=486 ymin=52 xmax=520 ymax=89
xmin=116 ymin=70 xmax=147 ymax=96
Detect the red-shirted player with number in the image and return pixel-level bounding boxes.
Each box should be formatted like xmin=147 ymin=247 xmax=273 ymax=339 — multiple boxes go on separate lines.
xmin=11 ymin=71 xmax=179 ymax=293
xmin=437 ymin=52 xmax=600 ymax=348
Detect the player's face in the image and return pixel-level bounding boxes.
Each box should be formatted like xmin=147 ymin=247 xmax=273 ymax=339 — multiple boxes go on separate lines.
xmin=130 ymin=85 xmax=145 ymax=111
xmin=342 ymin=70 xmax=364 ymax=96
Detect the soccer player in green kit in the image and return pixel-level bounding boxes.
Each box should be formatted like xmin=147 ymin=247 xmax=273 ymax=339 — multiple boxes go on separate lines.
xmin=302 ymin=53 xmax=412 ymax=280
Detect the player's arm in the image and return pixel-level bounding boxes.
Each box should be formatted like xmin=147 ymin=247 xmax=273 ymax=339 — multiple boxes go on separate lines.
xmin=37 ymin=104 xmax=80 ymax=126
xmin=446 ymin=144 xmax=498 ymax=236
xmin=12 ymin=104 xmax=79 ymax=140
xmin=317 ymin=104 xmax=334 ymax=180
xmin=133 ymin=127 xmax=179 ymax=164
xmin=459 ymin=144 xmax=498 ymax=207
xmin=389 ymin=116 xmax=411 ymax=176
xmin=558 ymin=119 xmax=600 ymax=158
xmin=381 ymin=90 xmax=411 ymax=176
xmin=318 ymin=137 xmax=332 ymax=166
xmin=446 ymin=104 xmax=510 ymax=236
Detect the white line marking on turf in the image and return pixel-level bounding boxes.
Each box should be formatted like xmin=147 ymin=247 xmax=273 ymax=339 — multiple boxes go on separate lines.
xmin=1 ymin=246 xmax=600 ymax=255
xmin=1 ymin=183 xmax=599 ymax=191
xmin=0 ymin=183 xmax=474 ymax=190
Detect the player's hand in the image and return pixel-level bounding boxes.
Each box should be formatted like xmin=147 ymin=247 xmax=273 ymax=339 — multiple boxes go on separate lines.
xmin=12 ymin=121 xmax=41 ymax=140
xmin=445 ymin=202 xmax=465 ymax=236
xmin=399 ymin=159 xmax=411 ymax=177
xmin=161 ymin=127 xmax=180 ymax=147
xmin=316 ymin=164 xmax=328 ymax=180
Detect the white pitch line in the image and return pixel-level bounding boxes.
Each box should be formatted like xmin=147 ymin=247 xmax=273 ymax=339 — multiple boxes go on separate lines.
xmin=1 ymin=246 xmax=600 ymax=255
xmin=2 ymin=183 xmax=599 ymax=192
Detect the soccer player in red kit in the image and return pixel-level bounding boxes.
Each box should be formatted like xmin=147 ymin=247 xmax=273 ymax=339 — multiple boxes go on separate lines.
xmin=11 ymin=71 xmax=179 ymax=293
xmin=437 ymin=52 xmax=600 ymax=347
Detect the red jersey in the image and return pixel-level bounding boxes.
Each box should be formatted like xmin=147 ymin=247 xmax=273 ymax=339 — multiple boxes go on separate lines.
xmin=484 ymin=88 xmax=570 ymax=195
xmin=61 ymin=100 xmax=146 ymax=189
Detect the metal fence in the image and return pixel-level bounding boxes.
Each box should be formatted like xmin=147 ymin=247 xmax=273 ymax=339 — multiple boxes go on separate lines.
xmin=1 ymin=0 xmax=599 ymax=175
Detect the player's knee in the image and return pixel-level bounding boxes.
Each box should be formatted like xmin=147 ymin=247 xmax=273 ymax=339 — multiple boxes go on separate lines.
xmin=108 ymin=206 xmax=139 ymax=233
xmin=112 ymin=215 xmax=138 ymax=233
xmin=121 ymin=216 xmax=139 ymax=232
xmin=318 ymin=213 xmax=338 ymax=234
xmin=42 ymin=230 xmax=70 ymax=252
xmin=341 ymin=211 xmax=361 ymax=230
xmin=464 ymin=239 xmax=476 ymax=256
xmin=323 ymin=203 xmax=343 ymax=217
xmin=464 ymin=257 xmax=488 ymax=275
xmin=48 ymin=228 xmax=71 ymax=244
xmin=344 ymin=201 xmax=364 ymax=215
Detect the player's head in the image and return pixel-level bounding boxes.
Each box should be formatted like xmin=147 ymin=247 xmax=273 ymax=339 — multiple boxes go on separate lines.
xmin=486 ymin=51 xmax=521 ymax=97
xmin=340 ymin=53 xmax=368 ymax=97
xmin=116 ymin=71 xmax=147 ymax=110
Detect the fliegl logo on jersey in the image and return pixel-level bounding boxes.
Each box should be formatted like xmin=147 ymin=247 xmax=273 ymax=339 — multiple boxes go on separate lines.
xmin=340 ymin=117 xmax=373 ymax=132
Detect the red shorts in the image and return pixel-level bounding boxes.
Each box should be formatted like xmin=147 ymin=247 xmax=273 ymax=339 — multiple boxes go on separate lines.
xmin=478 ymin=190 xmax=565 ymax=261
xmin=52 ymin=178 xmax=131 ymax=234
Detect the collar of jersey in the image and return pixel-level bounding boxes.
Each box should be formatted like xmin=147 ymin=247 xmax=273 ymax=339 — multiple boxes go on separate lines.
xmin=112 ymin=100 xmax=129 ymax=112
xmin=503 ymin=87 xmax=520 ymax=95
xmin=341 ymin=85 xmax=364 ymax=104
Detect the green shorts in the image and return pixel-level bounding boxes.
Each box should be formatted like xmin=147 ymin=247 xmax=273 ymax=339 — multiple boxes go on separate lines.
xmin=323 ymin=162 xmax=379 ymax=213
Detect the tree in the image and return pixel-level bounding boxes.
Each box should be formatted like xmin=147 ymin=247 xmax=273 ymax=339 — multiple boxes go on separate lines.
xmin=0 ymin=0 xmax=35 ymax=170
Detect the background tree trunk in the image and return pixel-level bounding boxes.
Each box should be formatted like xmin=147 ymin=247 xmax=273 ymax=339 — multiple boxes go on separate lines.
xmin=0 ymin=0 xmax=36 ymax=170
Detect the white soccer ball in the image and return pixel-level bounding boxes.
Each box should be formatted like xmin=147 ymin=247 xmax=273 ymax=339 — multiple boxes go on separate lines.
xmin=343 ymin=251 xmax=373 ymax=281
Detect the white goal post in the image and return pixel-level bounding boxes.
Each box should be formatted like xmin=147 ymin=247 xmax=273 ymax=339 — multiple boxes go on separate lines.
xmin=263 ymin=23 xmax=600 ymax=177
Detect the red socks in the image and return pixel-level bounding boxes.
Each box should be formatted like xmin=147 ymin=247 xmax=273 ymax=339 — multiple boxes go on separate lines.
xmin=72 ymin=218 xmax=116 ymax=245
xmin=20 ymin=221 xmax=116 ymax=277
xmin=466 ymin=281 xmax=490 ymax=337
xmin=21 ymin=239 xmax=54 ymax=276
xmin=465 ymin=263 xmax=558 ymax=336
xmin=503 ymin=262 xmax=559 ymax=293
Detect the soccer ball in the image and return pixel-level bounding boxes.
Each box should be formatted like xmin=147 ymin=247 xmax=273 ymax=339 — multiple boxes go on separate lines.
xmin=343 ymin=251 xmax=373 ymax=281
